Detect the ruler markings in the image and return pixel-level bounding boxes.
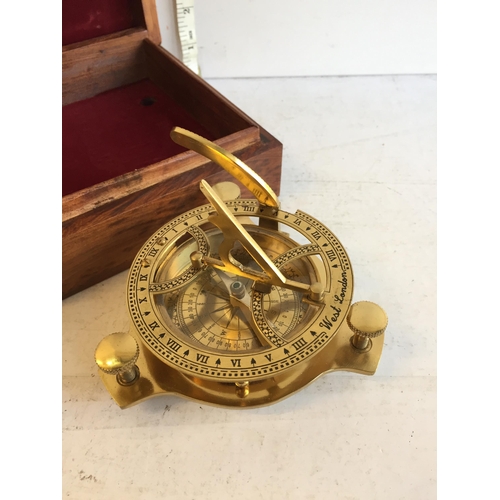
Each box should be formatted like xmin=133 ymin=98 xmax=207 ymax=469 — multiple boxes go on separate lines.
xmin=175 ymin=0 xmax=200 ymax=75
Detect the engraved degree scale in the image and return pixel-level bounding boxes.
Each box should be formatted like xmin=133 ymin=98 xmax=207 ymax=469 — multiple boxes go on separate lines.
xmin=95 ymin=127 xmax=388 ymax=408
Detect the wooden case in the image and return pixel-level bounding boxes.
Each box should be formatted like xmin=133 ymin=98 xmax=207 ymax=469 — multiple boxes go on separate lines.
xmin=62 ymin=0 xmax=282 ymax=298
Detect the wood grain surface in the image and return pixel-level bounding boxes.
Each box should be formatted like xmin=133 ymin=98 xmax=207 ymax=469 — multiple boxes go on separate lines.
xmin=62 ymin=128 xmax=282 ymax=298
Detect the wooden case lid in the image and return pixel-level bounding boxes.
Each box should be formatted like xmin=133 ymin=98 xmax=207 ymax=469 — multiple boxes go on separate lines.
xmin=62 ymin=0 xmax=160 ymax=48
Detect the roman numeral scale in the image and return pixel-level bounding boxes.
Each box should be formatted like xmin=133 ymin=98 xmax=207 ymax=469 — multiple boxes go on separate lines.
xmin=94 ymin=127 xmax=388 ymax=409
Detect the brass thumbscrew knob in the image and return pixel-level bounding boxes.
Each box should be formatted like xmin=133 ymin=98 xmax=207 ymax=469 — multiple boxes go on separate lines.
xmin=95 ymin=332 xmax=140 ymax=386
xmin=347 ymin=301 xmax=388 ymax=351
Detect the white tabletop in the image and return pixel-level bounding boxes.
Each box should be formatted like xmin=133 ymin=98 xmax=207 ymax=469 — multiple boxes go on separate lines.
xmin=62 ymin=74 xmax=436 ymax=499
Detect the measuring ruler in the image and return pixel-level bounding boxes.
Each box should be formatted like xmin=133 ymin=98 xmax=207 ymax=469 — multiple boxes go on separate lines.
xmin=175 ymin=0 xmax=200 ymax=75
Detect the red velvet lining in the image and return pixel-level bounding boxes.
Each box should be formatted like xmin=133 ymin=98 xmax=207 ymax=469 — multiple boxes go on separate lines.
xmin=63 ymin=0 xmax=143 ymax=46
xmin=62 ymin=79 xmax=215 ymax=196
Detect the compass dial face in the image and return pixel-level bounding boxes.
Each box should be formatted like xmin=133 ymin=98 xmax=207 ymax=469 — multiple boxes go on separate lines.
xmin=164 ymin=240 xmax=310 ymax=353
xmin=128 ymin=200 xmax=353 ymax=382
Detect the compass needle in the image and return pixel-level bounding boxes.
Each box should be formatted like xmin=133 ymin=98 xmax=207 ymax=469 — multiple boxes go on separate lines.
xmin=226 ymin=308 xmax=237 ymax=328
xmin=211 ymin=304 xmax=232 ymax=314
xmin=94 ymin=127 xmax=387 ymax=409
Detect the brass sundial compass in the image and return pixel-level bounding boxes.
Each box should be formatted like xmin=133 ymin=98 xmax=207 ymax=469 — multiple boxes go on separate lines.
xmin=95 ymin=127 xmax=388 ymax=409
